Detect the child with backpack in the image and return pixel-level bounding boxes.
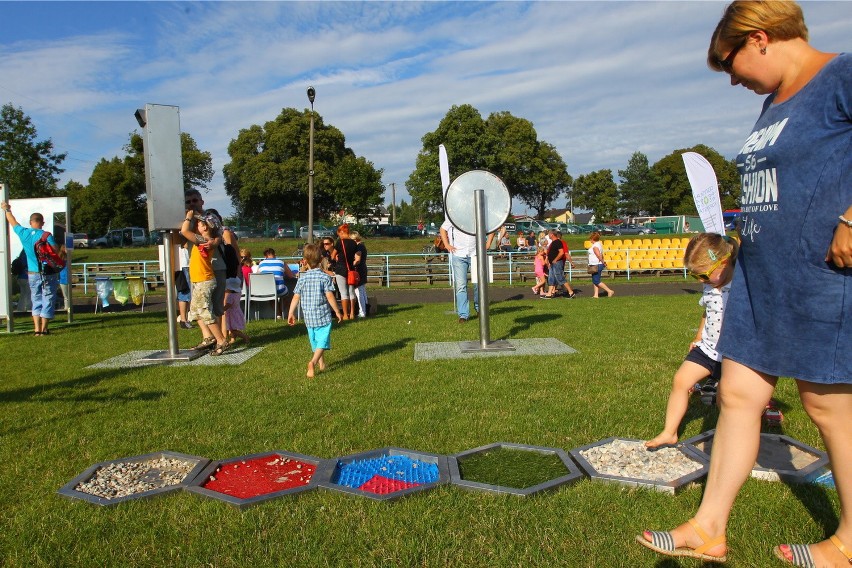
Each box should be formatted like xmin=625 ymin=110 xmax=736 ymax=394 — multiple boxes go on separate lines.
xmin=287 ymin=243 xmax=343 ymax=378
xmin=645 ymin=233 xmax=738 ymax=449
xmin=1 ymin=202 xmax=63 ymax=335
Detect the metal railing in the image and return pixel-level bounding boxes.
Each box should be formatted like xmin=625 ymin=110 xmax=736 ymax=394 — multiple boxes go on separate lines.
xmin=66 ymin=248 xmax=689 ymax=292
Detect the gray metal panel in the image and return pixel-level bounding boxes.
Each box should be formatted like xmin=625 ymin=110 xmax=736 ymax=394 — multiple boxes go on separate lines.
xmin=140 ymin=104 xmax=185 ymax=231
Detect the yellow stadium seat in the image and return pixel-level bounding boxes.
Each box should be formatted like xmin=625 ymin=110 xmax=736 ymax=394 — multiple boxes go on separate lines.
xmin=651 ymin=260 xmax=664 ymax=269
xmin=622 ymin=239 xmax=633 ymax=248
xmin=673 ymin=258 xmax=685 ymax=269
xmin=612 ymin=239 xmax=623 ymax=248
xmin=651 ymin=238 xmax=662 ymax=248
xmin=583 ymin=240 xmax=592 ymax=249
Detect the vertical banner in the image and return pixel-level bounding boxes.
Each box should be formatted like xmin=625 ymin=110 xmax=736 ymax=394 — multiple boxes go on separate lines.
xmin=682 ymin=152 xmax=725 ymax=236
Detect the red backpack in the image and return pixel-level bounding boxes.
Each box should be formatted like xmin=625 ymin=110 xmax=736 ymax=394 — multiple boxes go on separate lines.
xmin=34 ymin=232 xmax=65 ymax=274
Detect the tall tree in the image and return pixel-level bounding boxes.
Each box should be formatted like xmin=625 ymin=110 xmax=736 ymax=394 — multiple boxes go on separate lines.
xmin=223 ymin=107 xmax=383 ymax=222
xmin=572 ymin=169 xmax=619 ymax=222
xmin=617 ymin=151 xmax=662 ymax=217
xmin=126 ymin=132 xmax=214 ymax=194
xmin=407 ymin=104 xmax=571 ymax=218
xmin=407 ymin=104 xmax=489 ymax=215
xmin=651 ymin=144 xmax=739 ymax=215
xmin=70 ymin=131 xmax=212 ymax=236
xmin=0 ymin=103 xmax=66 ymax=197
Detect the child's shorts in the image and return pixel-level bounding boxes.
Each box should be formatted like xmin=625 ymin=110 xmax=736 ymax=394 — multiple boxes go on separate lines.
xmin=308 ymin=323 xmax=332 ymax=351
xmin=684 ymin=346 xmax=722 ymax=381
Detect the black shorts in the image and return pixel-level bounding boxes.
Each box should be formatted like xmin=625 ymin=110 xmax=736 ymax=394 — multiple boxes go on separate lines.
xmin=685 ymin=346 xmax=722 ymax=381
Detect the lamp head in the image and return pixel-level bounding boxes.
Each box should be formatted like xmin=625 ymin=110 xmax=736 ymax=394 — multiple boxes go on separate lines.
xmin=134 ymin=108 xmax=147 ymax=127
xmin=307 ymin=86 xmax=316 ymax=105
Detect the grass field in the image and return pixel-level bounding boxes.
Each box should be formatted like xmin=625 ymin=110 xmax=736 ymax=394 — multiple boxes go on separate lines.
xmin=0 ymin=293 xmax=837 ymax=567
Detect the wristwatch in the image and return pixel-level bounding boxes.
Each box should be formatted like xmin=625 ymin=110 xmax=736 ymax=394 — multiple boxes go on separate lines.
xmin=840 ymin=215 xmax=852 ymax=228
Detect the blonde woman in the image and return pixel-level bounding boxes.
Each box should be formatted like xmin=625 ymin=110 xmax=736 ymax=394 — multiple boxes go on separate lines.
xmin=587 ymin=232 xmax=615 ymax=298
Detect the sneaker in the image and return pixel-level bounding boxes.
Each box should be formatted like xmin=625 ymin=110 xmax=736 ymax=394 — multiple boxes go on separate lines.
xmin=567 ymin=292 xmax=576 ymax=299
xmin=458 ymin=317 xmax=468 ymax=323
xmin=180 ymin=321 xmax=193 ymax=329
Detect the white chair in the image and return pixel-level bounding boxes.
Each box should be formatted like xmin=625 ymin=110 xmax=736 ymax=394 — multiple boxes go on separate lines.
xmin=246 ymin=273 xmax=277 ymax=321
xmin=241 ymin=278 xmax=249 ymax=315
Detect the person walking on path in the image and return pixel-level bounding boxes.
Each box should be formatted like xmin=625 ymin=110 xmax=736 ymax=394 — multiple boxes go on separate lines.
xmin=645 ymin=234 xmax=737 ymax=449
xmin=543 ymin=229 xmax=576 ymax=298
xmin=288 ymin=243 xmax=343 ymax=378
xmin=636 ymin=2 xmax=852 ymax=565
xmin=1 ymin=201 xmax=59 ymax=335
xmin=587 ymin=232 xmax=615 ymax=298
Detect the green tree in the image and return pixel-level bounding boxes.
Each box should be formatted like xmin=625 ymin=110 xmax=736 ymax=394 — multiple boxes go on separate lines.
xmin=126 ymin=132 xmax=214 ymax=194
xmin=329 ymin=155 xmax=384 ymax=221
xmin=407 ymin=104 xmax=571 ymax=218
xmin=572 ymin=169 xmax=619 ymax=221
xmin=407 ymin=104 xmax=489 ymax=215
xmin=70 ymin=131 xmax=213 ymax=236
xmin=650 ymin=144 xmax=739 ymax=215
xmin=617 ymin=151 xmax=662 ymax=217
xmin=223 ymin=108 xmax=383 ymax=222
xmin=0 ymin=103 xmax=66 ymax=197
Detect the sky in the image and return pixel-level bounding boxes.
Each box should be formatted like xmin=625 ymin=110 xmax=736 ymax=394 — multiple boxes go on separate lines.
xmin=1 ymin=1 xmax=850 ymax=221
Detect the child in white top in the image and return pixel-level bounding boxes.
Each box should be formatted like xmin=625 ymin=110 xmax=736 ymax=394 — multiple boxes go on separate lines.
xmin=646 ymin=233 xmax=738 ymax=448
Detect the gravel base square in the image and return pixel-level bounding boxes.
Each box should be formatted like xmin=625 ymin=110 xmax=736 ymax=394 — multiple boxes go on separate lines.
xmin=414 ymin=338 xmax=576 ymax=361
xmin=87 ymin=347 xmax=264 ymax=369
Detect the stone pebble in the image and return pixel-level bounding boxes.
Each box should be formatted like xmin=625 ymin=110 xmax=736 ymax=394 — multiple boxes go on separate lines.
xmin=75 ymin=457 xmax=196 ymax=499
xmin=580 ymin=439 xmax=701 ymax=483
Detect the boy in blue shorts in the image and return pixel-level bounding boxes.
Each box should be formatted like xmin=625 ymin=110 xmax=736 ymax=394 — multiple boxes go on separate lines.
xmin=288 ymin=243 xmax=342 ymax=378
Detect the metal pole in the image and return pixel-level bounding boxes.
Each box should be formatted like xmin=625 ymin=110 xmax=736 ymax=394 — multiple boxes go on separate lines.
xmin=474 ymin=190 xmax=491 ymax=347
xmin=391 ymin=182 xmax=396 ymax=225
xmin=307 ymin=107 xmax=315 ymax=245
xmin=162 ymin=231 xmax=180 ymax=356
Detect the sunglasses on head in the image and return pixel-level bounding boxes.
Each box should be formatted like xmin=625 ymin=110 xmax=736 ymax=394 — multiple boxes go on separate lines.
xmin=689 ymin=252 xmax=731 ymax=282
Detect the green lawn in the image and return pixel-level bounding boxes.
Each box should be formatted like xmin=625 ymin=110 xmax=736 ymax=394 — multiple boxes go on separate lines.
xmin=0 ymin=294 xmax=836 ymax=567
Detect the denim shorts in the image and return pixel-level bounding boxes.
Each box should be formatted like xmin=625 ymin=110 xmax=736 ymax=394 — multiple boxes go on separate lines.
xmin=28 ymin=272 xmax=58 ymax=319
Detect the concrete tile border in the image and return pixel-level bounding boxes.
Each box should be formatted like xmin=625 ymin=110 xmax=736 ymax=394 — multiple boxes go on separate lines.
xmin=449 ymin=442 xmax=583 ymax=496
xmin=57 ymin=450 xmax=210 ymax=506
xmin=684 ymin=430 xmax=829 ymax=483
xmin=185 ymin=450 xmax=327 ymax=510
xmin=317 ymin=447 xmax=449 ymax=501
xmin=568 ymin=437 xmax=708 ymax=495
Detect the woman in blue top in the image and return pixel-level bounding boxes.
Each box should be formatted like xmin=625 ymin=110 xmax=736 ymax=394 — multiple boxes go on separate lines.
xmin=637 ymin=2 xmax=852 ymax=566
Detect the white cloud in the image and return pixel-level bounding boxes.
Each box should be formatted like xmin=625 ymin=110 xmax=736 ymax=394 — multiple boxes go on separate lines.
xmin=2 ymin=1 xmax=850 ymax=219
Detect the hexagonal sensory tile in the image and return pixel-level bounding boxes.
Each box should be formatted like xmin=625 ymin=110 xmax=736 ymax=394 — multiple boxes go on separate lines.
xmin=449 ymin=442 xmax=583 ymax=496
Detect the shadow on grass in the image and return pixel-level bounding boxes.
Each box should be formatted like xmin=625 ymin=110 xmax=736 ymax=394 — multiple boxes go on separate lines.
xmin=489 ymin=304 xmax=532 ymax=315
xmin=334 ymin=337 xmax=413 ymax=367
xmin=788 ymin=481 xmax=839 ymax=537
xmin=0 ymin=367 xmax=167 ymax=406
xmin=501 ymin=313 xmax=562 ymax=338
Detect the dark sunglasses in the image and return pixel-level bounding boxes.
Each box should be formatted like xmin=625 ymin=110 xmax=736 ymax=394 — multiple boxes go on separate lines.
xmin=185 ymin=197 xmax=201 ymax=204
xmin=718 ymin=41 xmax=745 ymax=74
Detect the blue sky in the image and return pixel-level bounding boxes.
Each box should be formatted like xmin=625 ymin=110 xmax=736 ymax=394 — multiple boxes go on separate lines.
xmin=2 ymin=1 xmax=850 ymax=220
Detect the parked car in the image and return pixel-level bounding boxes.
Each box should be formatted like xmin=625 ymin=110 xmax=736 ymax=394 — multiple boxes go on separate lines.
xmin=273 ymin=224 xmax=296 ymax=239
xmin=233 ymin=228 xmax=264 ymax=239
xmin=610 ymin=223 xmax=656 ymax=236
xmin=71 ymin=233 xmax=90 ymax=248
xmin=592 ymin=224 xmax=615 ymax=235
xmin=299 ymin=225 xmax=335 ymax=240
xmin=376 ymin=224 xmax=409 ymax=237
xmin=92 ymin=227 xmax=148 ymax=248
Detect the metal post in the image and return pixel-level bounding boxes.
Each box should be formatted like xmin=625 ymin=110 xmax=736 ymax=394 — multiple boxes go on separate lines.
xmin=474 ymin=190 xmax=491 ymax=347
xmin=307 ymin=86 xmax=316 ymax=245
xmin=459 ymin=189 xmax=514 ymax=353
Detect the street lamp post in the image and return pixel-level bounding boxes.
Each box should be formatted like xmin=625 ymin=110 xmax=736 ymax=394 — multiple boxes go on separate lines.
xmin=307 ymin=86 xmax=316 ymax=244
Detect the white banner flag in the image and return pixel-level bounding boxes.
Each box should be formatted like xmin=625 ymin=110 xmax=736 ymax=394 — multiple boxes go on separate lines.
xmin=439 ymin=144 xmax=450 ymax=200
xmin=682 ymin=152 xmax=725 ymax=236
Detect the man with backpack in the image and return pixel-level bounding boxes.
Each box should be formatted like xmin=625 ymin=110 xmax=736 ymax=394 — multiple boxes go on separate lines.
xmin=1 ymin=201 xmax=62 ymax=335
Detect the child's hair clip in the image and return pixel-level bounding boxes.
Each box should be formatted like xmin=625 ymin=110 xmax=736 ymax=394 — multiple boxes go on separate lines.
xmin=708 ymin=249 xmax=718 ymax=261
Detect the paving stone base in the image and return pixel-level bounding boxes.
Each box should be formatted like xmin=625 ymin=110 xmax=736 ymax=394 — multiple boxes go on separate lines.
xmin=414 ymin=338 xmax=576 ymax=361
xmin=86 ymin=347 xmax=264 ymax=369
